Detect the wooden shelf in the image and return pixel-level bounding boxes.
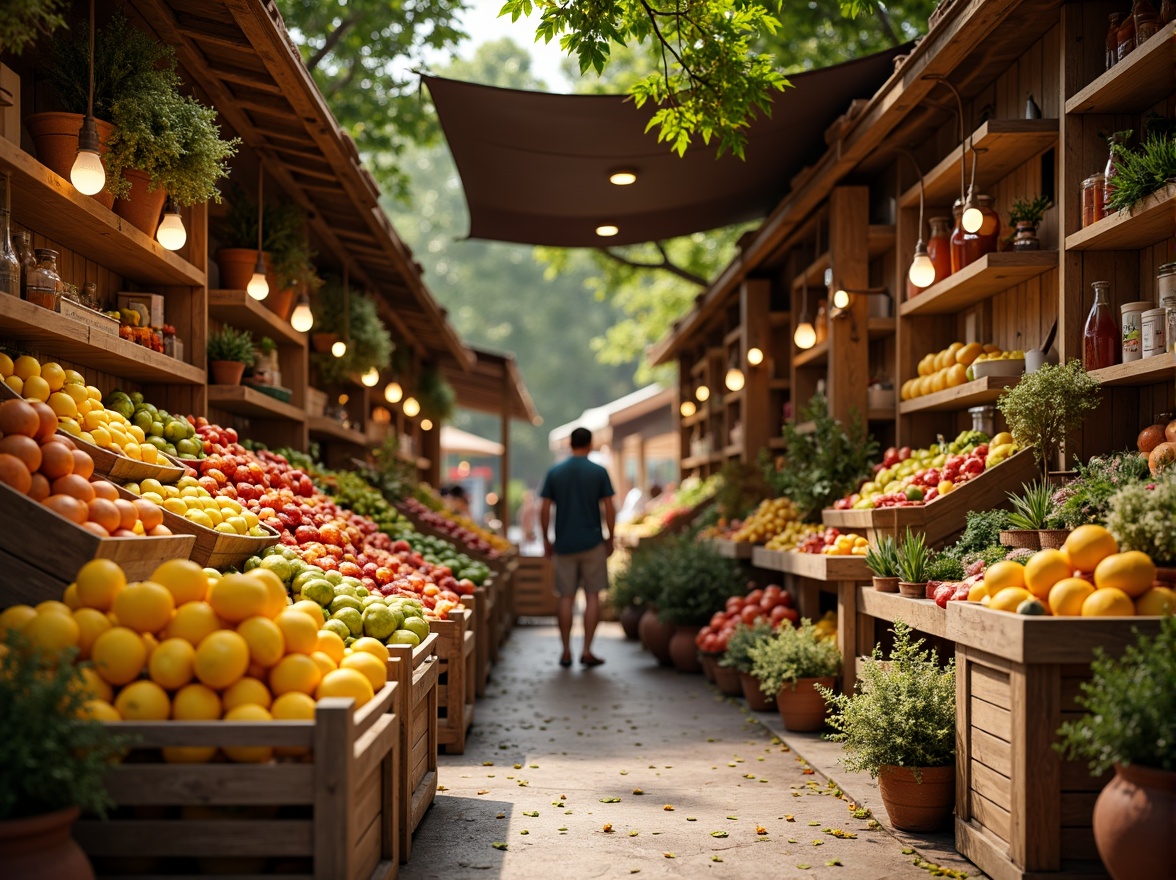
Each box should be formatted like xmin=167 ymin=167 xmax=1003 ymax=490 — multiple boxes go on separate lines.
xmin=899 ymin=251 xmax=1058 ymax=317
xmin=0 ymin=138 xmax=204 ymax=287
xmin=723 ymin=388 xmax=744 ymax=405
xmin=709 ymin=539 xmax=754 ymax=559
xmin=769 ymin=377 xmax=791 ymax=391
xmin=868 ymin=317 xmax=896 ymax=339
xmin=680 ymin=454 xmax=710 ymax=470
xmin=793 ymin=340 xmax=828 ymax=368
xmin=1064 ymin=184 xmax=1176 ymax=252
xmin=722 ymin=443 xmax=741 ymax=457
xmin=680 ymin=406 xmax=709 ymax=427
xmin=0 ymin=294 xmax=205 ymax=385
xmin=723 ymin=327 xmax=742 ymax=346
xmin=899 ymin=119 xmax=1058 ymax=208
xmin=1065 ymin=21 xmax=1176 ymax=115
xmin=868 ymin=408 xmax=896 ymax=421
xmin=751 ymin=547 xmax=871 ymax=582
xmin=208 ymin=290 xmax=306 ymax=347
xmin=899 ymin=375 xmax=1017 ymax=414
xmin=208 ymin=384 xmax=306 ymax=421
xmin=768 ymin=312 xmax=792 ymax=327
xmin=791 ymin=226 xmax=896 ymax=289
xmin=1088 ymin=353 xmax=1175 ymax=388
xmin=857 ymin=586 xmax=947 ymax=639
xmin=308 ymin=415 xmax=369 ymax=447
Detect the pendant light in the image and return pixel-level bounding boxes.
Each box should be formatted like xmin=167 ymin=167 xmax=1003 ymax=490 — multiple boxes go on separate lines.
xmin=899 ymin=149 xmax=936 ymax=289
xmin=724 ymin=351 xmax=745 ymax=392
xmin=794 ymin=231 xmax=818 ymax=350
xmin=694 ymin=384 xmax=710 ymax=402
xmin=746 ymin=347 xmax=764 ymax=366
xmin=420 ymin=419 xmax=433 ymax=431
xmin=290 ymin=291 xmax=313 ymax=332
xmin=402 ymin=396 xmax=420 ymax=418
xmin=156 ymin=198 xmax=186 ymax=250
xmin=360 ymin=367 xmax=379 ymax=387
xmin=680 ymin=399 xmax=696 ymax=418
xmin=331 ymin=339 xmax=347 ymax=357
xmin=384 ymin=381 xmax=403 ymax=404
xmin=961 ymin=150 xmax=984 ymax=233
xmin=332 ymin=265 xmax=350 ymax=357
xmin=70 ymin=0 xmax=105 ymax=196
xmin=246 ymin=170 xmax=269 ymax=300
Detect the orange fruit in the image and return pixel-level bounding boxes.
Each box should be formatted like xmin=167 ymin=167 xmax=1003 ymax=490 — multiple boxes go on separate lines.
xmin=0 ymin=604 xmax=37 ymax=635
xmin=11 ymin=355 xmax=40 ymax=382
xmin=62 ymin=583 xmax=80 ymax=610
xmin=27 ymin=400 xmax=57 ymax=441
xmin=207 ymin=573 xmax=270 ymax=623
xmin=0 ymin=434 xmax=42 ymax=472
xmin=1135 ymin=586 xmax=1176 ymax=616
xmin=315 ymin=630 xmax=346 ymax=664
xmin=222 ymin=704 xmax=274 ymax=763
xmin=44 ymin=494 xmax=88 ymax=525
xmin=0 ymin=399 xmax=40 ymax=436
xmin=150 ymin=559 xmax=208 ymax=606
xmin=193 ymin=630 xmax=250 ymax=690
xmin=1024 ymin=549 xmax=1072 ymax=600
xmin=148 ymin=637 xmax=196 ymax=690
xmin=237 ymin=616 xmax=285 ymax=667
xmin=989 ymin=586 xmax=1033 ymax=613
xmin=112 ymin=499 xmax=139 ymax=531
xmin=76 ymin=559 xmax=127 ymax=611
xmin=35 ymin=600 xmax=72 ymax=616
xmin=89 ymin=626 xmax=147 ymax=685
xmin=112 ymin=581 xmax=175 ymax=634
xmin=70 ymin=449 xmax=94 ymax=479
xmin=114 ymin=680 xmax=170 ymax=720
xmin=76 ymin=666 xmax=113 ymax=703
xmin=269 ymin=653 xmax=322 ymax=697
xmin=310 ymin=651 xmax=337 ymax=677
xmin=73 ymin=607 xmax=112 ymax=659
xmin=271 ymin=691 xmax=316 ymax=757
xmin=340 ymin=651 xmax=386 ymax=691
xmin=1063 ymin=525 xmax=1118 ymax=573
xmin=246 ymin=568 xmax=289 ymax=619
xmin=223 ymin=676 xmax=272 ymax=711
xmin=40 ymin=362 xmax=65 ymax=392
xmin=290 ymin=599 xmax=326 ymax=625
xmin=24 ymin=610 xmax=80 ymax=652
xmin=274 ymin=609 xmax=317 ymax=655
xmin=163 ymin=746 xmax=218 ymax=764
xmin=79 ymin=699 xmax=121 ymax=722
xmin=27 ymin=472 xmax=50 ymax=501
xmin=52 ymin=473 xmax=94 ymax=504
xmin=1048 ymin=577 xmax=1096 ymax=616
xmin=983 ymin=561 xmax=1026 ymax=593
xmin=166 ymin=601 xmax=222 ymax=646
xmin=91 ymin=479 xmax=118 ymax=502
xmin=316 ymin=667 xmax=374 ymax=709
xmin=87 ymin=498 xmax=122 ymax=533
xmin=0 ymin=453 xmax=31 ymax=494
xmin=1081 ymin=588 xmax=1134 ymax=617
xmin=172 ymin=683 xmax=222 ymax=720
xmin=1093 ymin=551 xmax=1157 ymax=599
xmin=350 ymin=637 xmax=390 ymax=664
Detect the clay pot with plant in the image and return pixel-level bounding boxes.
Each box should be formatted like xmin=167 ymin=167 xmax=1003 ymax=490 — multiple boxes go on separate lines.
xmin=216 ymin=190 xmax=307 ymax=299
xmin=1006 ymin=195 xmax=1052 ymax=251
xmin=819 ymin=621 xmax=957 ymax=832
xmin=207 ymin=324 xmax=255 ymax=386
xmin=0 ymin=631 xmax=127 ymax=880
xmin=652 ymin=536 xmax=742 ymax=674
xmin=895 ymin=528 xmax=931 ymax=599
xmin=720 ymin=619 xmax=776 ymax=710
xmin=1002 ymin=480 xmax=1068 ymax=551
xmin=1057 ymin=616 xmax=1176 ymax=879
xmin=865 ymin=534 xmax=900 ymax=592
xmin=749 ymin=619 xmax=840 ymax=731
xmin=308 ymin=278 xmax=393 ymax=388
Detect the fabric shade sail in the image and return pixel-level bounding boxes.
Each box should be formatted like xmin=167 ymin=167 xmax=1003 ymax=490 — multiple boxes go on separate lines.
xmin=423 ymin=45 xmax=909 ymax=247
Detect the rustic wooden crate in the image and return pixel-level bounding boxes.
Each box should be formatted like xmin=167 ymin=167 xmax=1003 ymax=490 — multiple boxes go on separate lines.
xmin=947 ymin=602 xmax=1165 ymax=880
xmin=79 ymin=687 xmax=400 ymax=880
xmin=496 ymin=558 xmax=517 ymax=643
xmin=484 ymin=576 xmax=501 ymax=665
xmin=512 ymin=555 xmax=558 ymax=617
xmin=430 ymin=608 xmax=475 ymax=754
xmin=386 ymin=634 xmax=439 ymax=861
xmin=464 ymin=587 xmax=491 ymax=698
xmin=710 ymin=538 xmax=755 ymax=559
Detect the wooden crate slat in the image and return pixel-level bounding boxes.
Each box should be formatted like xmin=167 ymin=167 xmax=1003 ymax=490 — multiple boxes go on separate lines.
xmin=971 ymin=729 xmax=1012 ymax=776
xmin=971 ymin=759 xmax=1012 ymax=810
xmin=970 ymin=663 xmax=1011 ymax=707
xmin=352 ymin=712 xmax=397 ymax=782
xmin=74 ymin=819 xmax=314 ymax=857
xmin=970 ymin=789 xmax=1013 ymax=844
xmin=856 ymin=587 xmax=948 ymax=638
xmin=101 ymin=763 xmax=314 ymax=806
xmin=971 ymin=694 xmax=1013 ymax=741
xmin=351 ymin=813 xmax=383 ymax=880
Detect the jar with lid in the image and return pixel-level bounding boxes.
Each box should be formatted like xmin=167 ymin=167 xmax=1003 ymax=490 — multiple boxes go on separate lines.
xmin=814 ymin=299 xmax=829 ymax=345
xmin=1081 ymin=173 xmax=1106 ymax=227
xmin=1121 ymin=300 xmax=1151 ymax=363
xmin=1142 ymin=308 xmax=1167 ymax=357
xmin=1161 ymin=263 xmax=1176 ymax=352
xmin=13 ymin=231 xmax=34 ymax=298
xmin=1084 ymin=281 xmax=1118 ymax=371
xmin=949 ymin=200 xmax=967 ymax=273
xmin=1117 ymin=9 xmax=1137 ymax=60
xmin=1107 ymin=13 xmax=1126 ymax=68
xmin=0 ymin=172 xmax=18 ymax=298
xmin=26 ymin=248 xmax=62 ymax=310
xmin=1104 ymin=132 xmax=1129 ymax=204
xmin=1133 ymin=0 xmax=1162 ymax=44
xmin=968 ymin=405 xmax=996 ymax=437
xmin=963 ymin=194 xmax=1001 ymax=262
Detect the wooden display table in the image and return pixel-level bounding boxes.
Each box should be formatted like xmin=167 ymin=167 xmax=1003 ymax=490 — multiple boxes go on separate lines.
xmin=709 ymin=538 xmax=755 ymax=559
xmin=386 ymin=636 xmax=439 ymax=862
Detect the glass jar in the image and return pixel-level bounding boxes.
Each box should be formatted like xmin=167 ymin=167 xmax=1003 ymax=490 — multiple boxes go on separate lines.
xmin=927 ymin=216 xmax=953 ymax=282
xmin=1133 ymin=0 xmax=1162 ymax=43
xmin=1158 ymin=262 xmax=1176 ymax=305
xmin=1107 ymin=13 xmax=1126 ymax=68
xmin=0 ymin=173 xmax=17 ymax=298
xmin=814 ymin=299 xmax=829 ymax=345
xmin=969 ymin=405 xmax=996 ymax=437
xmin=1142 ymin=307 xmax=1166 ymax=357
xmin=13 ymin=231 xmax=34 ymax=298
xmin=1084 ymin=281 xmax=1119 ymax=372
xmin=1117 ymin=10 xmax=1137 ymax=60
xmin=1081 ymin=173 xmax=1106 ymax=227
xmin=1121 ymin=300 xmax=1152 ymax=363
xmin=26 ymin=248 xmax=61 ymax=310
xmin=962 ymin=194 xmax=1000 ymax=262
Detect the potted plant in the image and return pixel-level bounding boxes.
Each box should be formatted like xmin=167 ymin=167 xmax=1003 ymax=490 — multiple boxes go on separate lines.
xmin=0 ymin=632 xmax=125 ymax=878
xmin=0 ymin=0 xmax=66 ymax=57
xmin=309 ymin=280 xmax=393 ymax=387
xmin=654 ymin=537 xmax=742 ymax=674
xmin=608 ymin=562 xmax=645 ymax=641
xmin=819 ymin=621 xmax=956 ymax=832
xmin=1007 ymin=195 xmax=1052 ymax=251
xmin=619 ymin=539 xmax=676 ymax=664
xmin=207 ymin=324 xmax=255 ymax=386
xmin=416 ymin=364 xmax=457 ymax=424
xmin=865 ymin=534 xmax=900 ymax=592
xmin=215 ymin=189 xmax=306 ymax=297
xmin=895 ymin=528 xmax=931 ymax=598
xmin=998 ymin=360 xmax=1100 ymax=477
xmin=1057 ymin=616 xmax=1176 ymax=879
xmin=749 ymin=619 xmax=840 ymax=731
xmin=719 ymin=619 xmax=777 ymax=710
xmin=1105 ymin=130 xmax=1176 ymax=214
xmin=1002 ymin=480 xmax=1065 ymax=550
xmin=1105 ymin=474 xmax=1176 ymax=572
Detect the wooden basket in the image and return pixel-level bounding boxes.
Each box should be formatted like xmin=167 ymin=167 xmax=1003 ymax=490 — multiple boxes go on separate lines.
xmin=386 ymin=634 xmax=439 ymax=861
xmin=430 ymin=608 xmax=475 ymax=755
xmin=80 ymin=687 xmax=400 ymax=880
xmin=1000 ymin=529 xmax=1042 ymax=550
xmin=0 ymin=481 xmax=195 ymax=600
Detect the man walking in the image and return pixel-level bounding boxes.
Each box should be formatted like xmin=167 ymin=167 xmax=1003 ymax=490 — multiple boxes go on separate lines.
xmin=540 ymin=427 xmax=616 ymax=667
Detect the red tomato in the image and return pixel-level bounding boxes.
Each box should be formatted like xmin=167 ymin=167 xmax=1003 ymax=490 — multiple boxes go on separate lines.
xmin=778 ymin=607 xmax=799 ymax=625
xmin=710 ymin=612 xmax=727 ymax=629
xmin=760 ymin=594 xmax=779 ymax=611
xmin=746 ymin=589 xmax=764 ymax=606
xmin=763 ymin=584 xmax=783 ymax=600
xmin=777 ymin=591 xmax=794 ymax=608
xmin=716 ymin=635 xmax=730 ymax=651
xmin=740 ymin=605 xmax=762 ymax=625
xmin=770 ymin=604 xmax=790 ymax=624
xmin=725 ymin=597 xmax=744 ymax=613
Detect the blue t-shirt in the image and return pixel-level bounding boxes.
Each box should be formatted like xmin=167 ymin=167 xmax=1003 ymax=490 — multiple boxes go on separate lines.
xmin=539 ymin=456 xmax=615 ymax=554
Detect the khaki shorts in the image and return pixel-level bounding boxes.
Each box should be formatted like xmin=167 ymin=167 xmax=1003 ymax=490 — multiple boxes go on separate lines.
xmin=552 ymin=544 xmax=608 ymax=597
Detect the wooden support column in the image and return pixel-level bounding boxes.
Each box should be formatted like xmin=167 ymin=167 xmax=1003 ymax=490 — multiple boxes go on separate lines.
xmin=827 ymin=187 xmax=871 ymax=425
xmin=499 ymin=373 xmax=511 ymax=536
xmin=740 ymin=278 xmax=772 ymax=460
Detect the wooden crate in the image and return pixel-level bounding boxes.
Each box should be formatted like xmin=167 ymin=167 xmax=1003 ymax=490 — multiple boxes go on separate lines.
xmin=464 ymin=587 xmax=491 ymax=698
xmin=822 ymin=448 xmax=1040 ymax=547
xmin=496 ymin=558 xmax=517 ymax=643
xmin=485 ymin=576 xmax=501 ymax=664
xmin=947 ymin=602 xmax=1165 ymax=880
xmin=386 ymin=634 xmax=439 ymax=861
xmin=79 ymin=687 xmax=400 ymax=880
xmin=710 ymin=538 xmax=755 ymax=559
xmin=430 ymin=608 xmax=475 ymax=754
xmin=512 ymin=555 xmax=557 ymax=617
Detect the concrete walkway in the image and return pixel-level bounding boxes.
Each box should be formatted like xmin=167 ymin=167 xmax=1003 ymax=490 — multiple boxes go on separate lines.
xmin=402 ymin=621 xmax=984 ymax=880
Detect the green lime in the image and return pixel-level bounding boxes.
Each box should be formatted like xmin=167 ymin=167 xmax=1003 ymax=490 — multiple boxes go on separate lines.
xmin=402 ymin=617 xmax=430 ymax=642
xmin=322 ymin=618 xmax=351 ymax=641
xmin=176 ymin=438 xmax=200 ymax=456
xmin=324 ymin=571 xmax=343 ymax=586
xmin=387 ymin=630 xmax=420 ymax=648
xmin=330 ymin=595 xmax=363 ymax=614
xmin=259 ymin=555 xmax=294 ymax=585
xmin=362 ymin=605 xmax=397 ymax=640
xmin=300 ymin=579 xmax=334 ymax=607
xmin=292 ymin=568 xmax=325 ymax=593
xmin=332 ymin=607 xmax=363 ymax=637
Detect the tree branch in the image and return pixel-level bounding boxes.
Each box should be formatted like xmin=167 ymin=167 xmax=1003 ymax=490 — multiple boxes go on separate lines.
xmin=597 ymin=245 xmax=709 ymax=287
xmin=874 ymin=4 xmax=900 ymax=46
xmin=307 ymin=13 xmax=360 ymax=71
xmin=637 ymin=0 xmax=713 ymax=92
xmin=325 ymin=63 xmax=359 ymax=99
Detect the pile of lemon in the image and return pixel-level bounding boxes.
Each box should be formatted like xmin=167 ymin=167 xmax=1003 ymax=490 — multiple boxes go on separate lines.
xmin=902 ymin=342 xmax=1009 ymax=401
xmin=0 ymin=559 xmax=387 ymax=764
xmin=0 ymin=354 xmax=161 ymax=464
xmin=764 ymin=522 xmax=823 ymax=552
xmin=123 ymin=475 xmax=268 ymax=536
xmin=731 ymin=497 xmax=801 ymax=544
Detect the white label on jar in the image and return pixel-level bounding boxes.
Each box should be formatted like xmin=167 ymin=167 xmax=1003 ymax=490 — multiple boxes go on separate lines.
xmin=1123 ymin=310 xmax=1144 ymax=360
xmin=1143 ymin=311 xmax=1166 ymax=357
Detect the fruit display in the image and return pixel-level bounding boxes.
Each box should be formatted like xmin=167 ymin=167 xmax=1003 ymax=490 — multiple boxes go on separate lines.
xmin=1 ymin=558 xmax=390 ymax=752
xmin=900 ymin=342 xmax=1023 ymax=401
xmin=763 ymin=522 xmax=824 ymax=552
xmin=104 ymin=389 xmax=206 ymax=460
xmin=121 ymin=474 xmax=270 ymax=537
xmin=400 ymin=496 xmax=505 ymax=557
xmin=729 ymin=496 xmax=800 ymax=543
xmin=0 ymin=398 xmax=173 ymax=538
xmin=695 ymin=584 xmax=801 ymax=653
xmin=794 ymin=527 xmax=869 ymax=556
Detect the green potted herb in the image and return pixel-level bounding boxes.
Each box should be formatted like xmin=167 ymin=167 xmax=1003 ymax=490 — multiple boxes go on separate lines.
xmin=1056 ymin=617 xmax=1176 ymax=879
xmin=1002 ymin=480 xmax=1066 ymax=550
xmin=895 ymin=528 xmax=931 ymax=598
xmin=615 ymin=538 xmax=674 ymax=654
xmin=1106 ymin=130 xmax=1176 ymax=214
xmin=216 ymin=189 xmax=307 ymax=308
xmin=1105 ymin=474 xmax=1176 ymax=567
xmin=719 ymin=618 xmax=777 ymax=711
xmin=0 ymin=632 xmax=126 ymax=875
xmin=415 ymin=364 xmax=457 ymax=423
xmin=865 ymin=534 xmax=900 ymax=592
xmin=749 ymin=619 xmax=840 ymax=731
xmin=653 ymin=537 xmax=742 ymax=674
xmin=818 ymin=621 xmax=956 ymax=832
xmin=1050 ymin=452 xmax=1151 ymax=530
xmin=1007 ymin=195 xmax=1052 ymax=251
xmin=207 ymin=324 xmax=255 ymax=386
xmin=997 ymin=360 xmax=1101 ymax=477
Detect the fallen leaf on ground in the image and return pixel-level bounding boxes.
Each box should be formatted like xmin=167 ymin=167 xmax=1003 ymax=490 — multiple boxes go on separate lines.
xmin=756 ymin=825 xmax=767 ymax=835
xmin=482 ymin=761 xmax=494 ymax=766
xmin=826 ymin=859 xmax=843 ymax=867
xmin=663 ymin=853 xmax=675 ymax=859
xmin=710 ymin=831 xmax=729 ymax=838
xmin=629 ymin=830 xmax=639 ymax=837
xmin=519 ymin=830 xmax=529 ymax=835
xmin=603 ymin=824 xmax=614 ymax=833
xmin=712 ymin=855 xmax=723 ymax=862
xmin=632 ymin=788 xmax=644 ymax=795
xmin=491 ymin=842 xmax=507 ymax=851
xmin=784 ymin=815 xmax=795 ymax=822
xmin=663 ymin=805 xmax=674 ymax=811
xmin=477 ymin=790 xmax=489 ymax=795
xmin=522 ymin=811 xmax=538 ymax=818
xmin=600 ymin=797 xmax=621 ymax=804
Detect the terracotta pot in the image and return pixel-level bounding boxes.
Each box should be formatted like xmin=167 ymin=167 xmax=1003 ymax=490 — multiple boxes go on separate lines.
xmin=872 ymin=576 xmax=900 ymax=593
xmin=668 ymin=626 xmax=702 ymax=673
xmin=311 ymin=332 xmax=339 ymax=354
xmin=619 ymin=604 xmax=643 ymax=640
xmin=698 ymin=651 xmax=718 ymax=683
xmin=877 ymin=764 xmax=955 ymax=832
xmin=209 ymin=360 xmax=245 ymax=386
xmin=23 ymin=112 xmax=116 ymax=210
xmin=776 ymin=676 xmax=836 ymax=732
xmin=0 ymin=806 xmax=94 ymax=880
xmin=113 ymin=168 xmax=167 ymax=236
xmin=265 ymin=287 xmax=296 ymax=322
xmin=712 ymin=661 xmax=743 ymax=696
xmin=1092 ymin=763 xmax=1176 ymax=880
xmin=216 ymin=248 xmax=267 ymax=291
xmin=637 ymin=607 xmax=674 ymax=666
xmin=739 ymin=671 xmax=776 ymax=711
xmin=897 ymin=581 xmax=926 ymax=599
xmin=1037 ymin=529 xmax=1070 ymax=550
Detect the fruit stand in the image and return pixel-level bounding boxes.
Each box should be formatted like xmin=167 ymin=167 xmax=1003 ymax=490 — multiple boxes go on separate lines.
xmin=386 ymin=637 xmax=440 ymax=862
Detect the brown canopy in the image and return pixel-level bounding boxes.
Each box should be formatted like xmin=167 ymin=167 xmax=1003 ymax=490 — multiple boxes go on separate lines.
xmin=423 ymin=45 xmax=909 ymax=248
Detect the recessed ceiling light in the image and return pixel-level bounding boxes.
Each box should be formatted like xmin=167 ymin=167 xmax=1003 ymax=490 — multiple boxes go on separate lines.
xmin=595 ymin=224 xmax=619 ymax=237
xmin=609 ymin=170 xmax=637 ymax=186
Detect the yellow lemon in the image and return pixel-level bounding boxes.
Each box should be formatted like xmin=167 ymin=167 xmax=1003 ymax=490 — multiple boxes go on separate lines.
xmin=172 ymin=683 xmax=222 ymax=720
xmin=24 ymin=610 xmax=80 ymax=652
xmin=983 ymin=561 xmax=1026 ymax=594
xmin=0 ymin=352 xmax=11 ymax=378
xmin=350 ymin=637 xmax=390 ymax=664
xmin=1093 ymin=551 xmax=1157 ymax=598
xmin=272 ymin=691 xmax=316 ymax=720
xmin=35 ymin=600 xmax=73 ymax=617
xmin=222 ymin=704 xmax=274 ymax=764
xmin=246 ymin=568 xmax=289 ymax=619
xmin=1063 ymin=525 xmax=1118 ymax=573
xmin=1135 ymin=586 xmax=1176 ymax=616
xmin=12 ymin=355 xmax=40 ymax=381
xmin=1049 ymin=577 xmax=1096 ymax=617
xmin=4 ymin=375 xmax=22 ymax=395
xmin=62 ymin=584 xmax=80 ymax=610
xmin=237 ymin=616 xmax=285 ymax=667
xmin=112 ymin=581 xmax=175 ymax=635
xmin=74 ymin=607 xmax=112 ymax=660
xmin=274 ymin=609 xmax=318 ymax=655
xmin=75 ymin=559 xmax=127 ymax=611
xmin=290 ymin=600 xmax=326 ymax=625
xmin=316 ymin=668 xmax=374 ymax=709
xmin=989 ymin=586 xmax=1033 ymax=613
xmin=91 ymin=626 xmax=148 ymax=685
xmin=47 ymin=391 xmax=77 ymax=420
xmin=193 ymin=630 xmax=250 ymax=689
xmin=148 ymin=637 xmax=197 ymax=690
xmin=340 ymin=651 xmax=387 ymax=691
xmin=315 ymin=630 xmax=346 ymax=664
xmin=966 ymin=582 xmax=990 ymax=602
xmin=269 ymin=653 xmax=322 ymax=697
xmin=207 ymin=573 xmax=270 ymax=623
xmin=22 ymin=375 xmax=50 ymax=402
xmin=79 ymin=700 xmax=121 ymax=722
xmin=39 ymin=362 xmax=65 ymax=391
xmin=0 ymin=604 xmax=36 ymax=634
xmin=310 ymin=651 xmax=338 ymax=677
xmin=1081 ymin=588 xmax=1134 ymax=617
xmin=150 ymin=559 xmax=209 ymax=606
xmin=223 ymin=676 xmax=272 ymax=711
xmin=114 ymin=680 xmax=171 ymax=720
xmin=76 ymin=666 xmax=113 ymax=703
xmin=166 ymin=601 xmax=223 ymax=647
xmin=1024 ymin=549 xmax=1072 ymax=600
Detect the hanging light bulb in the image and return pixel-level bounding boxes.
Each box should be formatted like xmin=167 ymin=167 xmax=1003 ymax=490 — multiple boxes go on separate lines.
xmin=794 ymin=320 xmax=817 ymax=350
xmin=680 ymin=400 xmax=696 ymax=418
xmin=695 ymin=385 xmax=710 ymax=402
xmin=746 ymin=347 xmax=764 ymax=366
xmin=420 ymin=418 xmax=433 ymax=431
xmin=724 ymin=367 xmax=745 ymax=392
xmin=908 ymin=241 xmax=937 ymax=288
xmin=71 ymin=1 xmax=105 ymax=196
xmin=331 ymin=340 xmax=347 ymax=357
xmin=384 ymin=381 xmax=403 ymax=404
xmin=361 ymin=367 xmax=380 ymax=387
xmin=247 ymin=170 xmax=268 ymax=299
xmin=402 ymin=396 xmax=420 ymax=418
xmin=290 ymin=292 xmax=314 ymax=332
xmin=832 ymin=287 xmax=851 ymax=310
xmin=961 ymin=189 xmax=984 ymax=234
xmin=155 ymin=199 xmax=186 ymax=250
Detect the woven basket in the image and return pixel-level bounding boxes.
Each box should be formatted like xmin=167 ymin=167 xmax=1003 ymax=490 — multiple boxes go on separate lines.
xmin=1000 ymin=529 xmax=1041 ymax=550
xmin=1037 ymin=529 xmax=1070 ymax=550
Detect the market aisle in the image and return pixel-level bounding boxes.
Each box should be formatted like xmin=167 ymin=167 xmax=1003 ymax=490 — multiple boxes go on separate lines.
xmin=402 ymin=622 xmax=981 ymax=880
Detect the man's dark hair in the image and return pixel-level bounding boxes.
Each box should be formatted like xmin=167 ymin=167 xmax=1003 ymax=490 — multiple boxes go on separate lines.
xmin=450 ymin=485 xmax=468 ymax=500
xmin=569 ymin=427 xmax=592 ymax=450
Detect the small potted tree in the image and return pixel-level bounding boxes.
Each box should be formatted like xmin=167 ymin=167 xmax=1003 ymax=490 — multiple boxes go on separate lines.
xmin=865 ymin=534 xmax=900 ymax=592
xmin=655 ymin=539 xmax=742 ymax=674
xmin=819 ymin=621 xmax=956 ymax=832
xmin=1057 ymin=617 xmax=1175 ymax=880
xmin=1007 ymin=195 xmax=1052 ymax=251
xmin=719 ymin=619 xmax=777 ymax=711
xmin=895 ymin=528 xmax=931 ymax=598
xmin=749 ymin=619 xmax=840 ymax=731
xmin=998 ymin=360 xmax=1100 ymax=478
xmin=207 ymin=324 xmax=255 ymax=386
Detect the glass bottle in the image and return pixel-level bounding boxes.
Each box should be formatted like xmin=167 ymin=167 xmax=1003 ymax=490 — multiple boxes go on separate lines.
xmin=965 ymin=194 xmax=1001 ymax=261
xmin=1083 ymin=281 xmax=1119 ymax=372
xmin=26 ymin=248 xmax=62 ymax=310
xmin=1116 ymin=11 xmax=1136 ymax=61
xmin=1133 ymin=0 xmax=1162 ymax=43
xmin=0 ymin=173 xmax=18 ymax=298
xmin=1105 ymin=132 xmax=1128 ymax=204
xmin=1107 ymin=13 xmax=1125 ymax=68
xmin=927 ymin=216 xmax=953 ymax=282
xmin=13 ymin=231 xmax=34 ymax=298
xmin=814 ymin=299 xmax=829 ymax=345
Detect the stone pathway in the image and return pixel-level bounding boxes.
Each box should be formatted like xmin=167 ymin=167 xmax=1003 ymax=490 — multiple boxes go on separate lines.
xmin=402 ymin=621 xmax=983 ymax=880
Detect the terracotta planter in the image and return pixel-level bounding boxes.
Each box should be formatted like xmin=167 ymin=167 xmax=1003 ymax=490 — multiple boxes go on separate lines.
xmin=637 ymin=607 xmax=674 ymax=666
xmin=113 ymin=167 xmax=167 ymax=236
xmin=209 ymin=360 xmax=245 ymax=386
xmin=1092 ymin=763 xmax=1176 ymax=880
xmin=311 ymin=332 xmax=339 ymax=354
xmin=668 ymin=626 xmax=702 ymax=673
xmin=776 ymin=676 xmax=835 ymax=732
xmin=1037 ymin=529 xmax=1070 ymax=550
xmin=23 ymin=112 xmax=116 ymax=210
xmin=216 ymin=248 xmax=267 ymax=291
xmin=712 ymin=661 xmax=743 ymax=696
xmin=739 ymin=671 xmax=776 ymax=711
xmin=0 ymin=806 xmax=94 ymax=880
xmin=897 ymin=581 xmax=926 ymax=599
xmin=265 ymin=287 xmax=296 ymax=322
xmin=877 ymin=764 xmax=955 ymax=832
xmin=698 ymin=651 xmax=718 ymax=682
xmin=872 ymin=576 xmax=900 ymax=593
xmin=619 ymin=604 xmax=643 ymax=640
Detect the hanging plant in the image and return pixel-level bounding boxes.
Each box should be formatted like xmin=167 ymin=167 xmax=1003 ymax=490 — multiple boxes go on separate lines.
xmin=415 ymin=364 xmax=456 ymax=422
xmin=310 ymin=276 xmax=393 ymax=385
